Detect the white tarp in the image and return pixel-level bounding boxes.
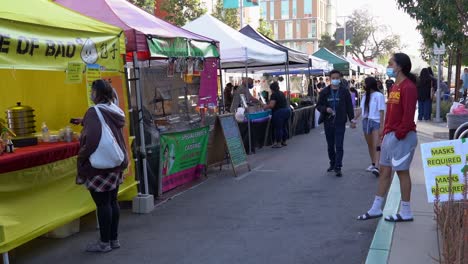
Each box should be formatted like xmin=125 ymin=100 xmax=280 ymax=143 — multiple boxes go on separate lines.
xmin=183 ymin=15 xmax=286 ymax=69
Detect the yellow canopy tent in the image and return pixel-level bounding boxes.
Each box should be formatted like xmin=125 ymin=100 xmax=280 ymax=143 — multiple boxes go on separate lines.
xmin=0 ymin=0 xmax=136 ymax=255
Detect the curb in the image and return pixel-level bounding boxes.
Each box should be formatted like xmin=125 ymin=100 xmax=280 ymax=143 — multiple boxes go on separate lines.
xmin=365 ymin=175 xmax=401 ymax=264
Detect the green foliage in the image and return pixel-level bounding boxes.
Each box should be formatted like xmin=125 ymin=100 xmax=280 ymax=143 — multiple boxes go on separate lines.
xmin=319 ymin=33 xmax=341 ymax=54
xmin=127 ymin=0 xmax=154 ymax=13
xmin=212 ymin=0 xmax=240 ymax=29
xmin=257 ymin=19 xmax=273 ymax=39
xmin=432 ymin=100 xmax=452 ymax=121
xmin=346 ymin=9 xmax=402 ymax=60
xmin=160 ymin=0 xmax=207 ymax=26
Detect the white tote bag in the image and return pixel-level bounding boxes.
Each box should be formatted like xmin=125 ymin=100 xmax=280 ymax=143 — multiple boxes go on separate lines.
xmin=89 ymin=106 xmax=125 ymax=169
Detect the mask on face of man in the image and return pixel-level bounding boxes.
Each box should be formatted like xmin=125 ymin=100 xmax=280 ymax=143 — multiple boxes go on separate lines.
xmin=331 ymin=79 xmax=341 ymax=86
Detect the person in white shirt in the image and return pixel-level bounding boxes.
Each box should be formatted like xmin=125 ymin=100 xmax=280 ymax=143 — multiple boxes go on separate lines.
xmin=355 ymin=77 xmax=386 ymax=177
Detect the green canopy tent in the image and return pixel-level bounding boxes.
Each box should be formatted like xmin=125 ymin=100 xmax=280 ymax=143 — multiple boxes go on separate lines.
xmin=312 ymin=48 xmax=349 ymax=73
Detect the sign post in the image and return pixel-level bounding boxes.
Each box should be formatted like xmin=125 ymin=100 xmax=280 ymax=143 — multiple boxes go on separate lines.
xmin=433 ymin=43 xmax=445 ymax=123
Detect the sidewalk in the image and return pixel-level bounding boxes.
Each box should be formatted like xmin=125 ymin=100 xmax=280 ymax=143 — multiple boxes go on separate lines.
xmin=368 ymin=121 xmax=448 ymax=264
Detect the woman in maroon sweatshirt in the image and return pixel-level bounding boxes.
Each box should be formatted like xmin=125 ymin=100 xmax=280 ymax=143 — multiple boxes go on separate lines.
xmin=357 ymin=53 xmax=418 ymax=222
xmin=77 ymin=80 xmax=128 ymax=252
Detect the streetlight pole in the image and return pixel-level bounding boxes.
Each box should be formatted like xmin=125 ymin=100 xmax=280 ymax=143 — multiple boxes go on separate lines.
xmin=337 ymin=16 xmax=348 ymax=57
xmin=239 ymin=0 xmax=244 ymax=28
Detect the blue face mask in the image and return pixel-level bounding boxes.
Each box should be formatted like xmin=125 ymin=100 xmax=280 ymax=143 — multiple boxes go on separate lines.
xmin=331 ymin=79 xmax=341 ymax=86
xmin=386 ymin=67 xmax=396 ymax=78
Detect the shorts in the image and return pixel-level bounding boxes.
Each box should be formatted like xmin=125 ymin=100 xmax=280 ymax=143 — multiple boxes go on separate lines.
xmin=380 ymin=131 xmax=417 ymax=171
xmin=362 ymin=118 xmax=380 ymax=134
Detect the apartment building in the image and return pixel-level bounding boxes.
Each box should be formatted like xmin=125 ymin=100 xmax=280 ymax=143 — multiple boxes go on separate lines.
xmin=259 ymin=0 xmax=336 ymax=54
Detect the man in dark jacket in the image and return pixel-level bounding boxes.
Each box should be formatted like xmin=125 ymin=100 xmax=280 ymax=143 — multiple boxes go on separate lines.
xmin=316 ymin=70 xmax=356 ymax=177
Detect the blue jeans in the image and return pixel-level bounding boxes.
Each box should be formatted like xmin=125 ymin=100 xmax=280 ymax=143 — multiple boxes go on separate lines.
xmin=324 ymin=121 xmax=346 ymax=168
xmin=418 ymin=99 xmax=432 ymax=121
xmin=272 ymin=108 xmax=291 ymax=143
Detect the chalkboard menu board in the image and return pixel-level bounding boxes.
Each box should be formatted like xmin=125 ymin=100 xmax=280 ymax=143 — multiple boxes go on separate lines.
xmin=218 ymin=114 xmax=248 ymax=168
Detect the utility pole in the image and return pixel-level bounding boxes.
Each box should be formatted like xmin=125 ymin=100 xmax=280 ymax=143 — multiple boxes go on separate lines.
xmin=239 ymin=0 xmax=244 ymax=28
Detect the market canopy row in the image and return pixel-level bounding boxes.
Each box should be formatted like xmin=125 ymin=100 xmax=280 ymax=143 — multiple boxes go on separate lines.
xmin=184 ymin=15 xmax=287 ymax=69
xmin=56 ymin=0 xmax=219 ymax=60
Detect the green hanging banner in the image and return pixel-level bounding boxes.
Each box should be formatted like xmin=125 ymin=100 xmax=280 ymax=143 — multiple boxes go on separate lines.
xmin=147 ymin=37 xmax=219 ymax=58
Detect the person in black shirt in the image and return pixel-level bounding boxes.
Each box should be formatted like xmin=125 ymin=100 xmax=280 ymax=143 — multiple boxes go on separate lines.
xmin=385 ymin=78 xmax=395 ymax=97
xmin=263 ymin=82 xmax=291 ymax=148
xmin=417 ymin=68 xmax=433 ymax=121
xmin=316 ymin=70 xmax=356 ymax=177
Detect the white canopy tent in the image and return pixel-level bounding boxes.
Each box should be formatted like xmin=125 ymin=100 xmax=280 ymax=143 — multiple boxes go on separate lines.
xmin=183 ymin=15 xmax=286 ymax=69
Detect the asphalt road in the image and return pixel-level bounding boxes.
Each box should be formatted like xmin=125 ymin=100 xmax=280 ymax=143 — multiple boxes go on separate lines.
xmin=13 ymin=124 xmax=379 ymax=264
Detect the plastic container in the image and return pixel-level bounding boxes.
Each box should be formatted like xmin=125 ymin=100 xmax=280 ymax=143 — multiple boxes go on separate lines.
xmin=41 ymin=122 xmax=50 ymax=142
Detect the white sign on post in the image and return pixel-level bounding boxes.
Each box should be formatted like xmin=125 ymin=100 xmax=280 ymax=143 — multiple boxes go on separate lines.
xmin=421 ymin=139 xmax=468 ymax=203
xmin=433 ymin=43 xmax=446 ymax=55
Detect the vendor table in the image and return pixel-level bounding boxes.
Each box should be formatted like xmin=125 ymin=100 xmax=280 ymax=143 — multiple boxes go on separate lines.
xmin=291 ymin=105 xmax=315 ymax=136
xmin=238 ymin=116 xmax=270 ymax=154
xmin=0 ymin=142 xmax=80 ymax=174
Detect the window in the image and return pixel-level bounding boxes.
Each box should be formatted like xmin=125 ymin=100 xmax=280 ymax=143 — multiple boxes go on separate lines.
xmin=296 ymin=21 xmax=301 ymax=39
xmin=260 ymin=2 xmax=267 ymax=19
xmin=308 ymin=19 xmax=316 ymax=38
xmin=270 ymin=2 xmax=274 ymax=20
xmin=296 ymin=42 xmax=303 ymax=52
xmin=292 ymin=0 xmax=297 ymax=18
xmin=281 ymin=1 xmax=289 ymax=19
xmin=285 ymin=20 xmax=293 ymax=39
xmin=304 ymin=0 xmax=312 ymax=17
xmin=274 ymin=21 xmax=279 ymax=39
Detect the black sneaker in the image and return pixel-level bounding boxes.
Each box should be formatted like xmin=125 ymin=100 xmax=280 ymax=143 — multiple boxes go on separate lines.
xmin=335 ymin=168 xmax=342 ymax=177
xmin=327 ymin=166 xmax=335 ymax=172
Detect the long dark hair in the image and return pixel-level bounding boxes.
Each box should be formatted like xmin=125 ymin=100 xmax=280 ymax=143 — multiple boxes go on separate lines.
xmin=92 ymin=79 xmax=114 ymax=104
xmin=393 ymin=53 xmax=417 ymax=84
xmin=418 ymin=68 xmax=432 ymax=90
xmin=364 ymin=77 xmax=380 ymax=114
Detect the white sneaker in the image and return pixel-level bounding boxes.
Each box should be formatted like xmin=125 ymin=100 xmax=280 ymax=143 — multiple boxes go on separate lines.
xmin=366 ymin=165 xmax=375 ymax=172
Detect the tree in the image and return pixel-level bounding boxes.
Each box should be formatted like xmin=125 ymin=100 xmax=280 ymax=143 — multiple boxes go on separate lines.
xmin=212 ymin=0 xmax=240 ymax=29
xmin=318 ymin=33 xmax=341 ymax=54
xmin=257 ymin=19 xmax=273 ymax=39
xmin=396 ymin=0 xmax=467 ymax=98
xmin=127 ymin=0 xmax=154 ymax=13
xmin=345 ymin=9 xmax=402 ymax=60
xmin=160 ymin=0 xmax=207 ymax=26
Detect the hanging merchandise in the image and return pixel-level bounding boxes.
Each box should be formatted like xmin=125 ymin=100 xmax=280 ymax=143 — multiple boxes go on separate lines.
xmin=187 ymin=58 xmax=194 ymax=75
xmin=167 ymin=58 xmax=175 ymax=77
xmin=195 ymin=57 xmax=205 ymax=72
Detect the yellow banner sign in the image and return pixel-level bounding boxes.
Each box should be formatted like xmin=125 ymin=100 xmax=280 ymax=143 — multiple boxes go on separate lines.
xmin=0 ymin=22 xmax=122 ymax=71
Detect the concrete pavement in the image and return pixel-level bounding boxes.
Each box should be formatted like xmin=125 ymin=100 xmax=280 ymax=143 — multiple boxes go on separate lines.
xmin=11 ymin=124 xmax=381 ymax=264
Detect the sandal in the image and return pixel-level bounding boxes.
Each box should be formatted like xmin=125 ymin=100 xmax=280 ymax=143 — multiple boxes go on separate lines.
xmin=384 ymin=214 xmax=414 ymax=222
xmin=357 ymin=212 xmax=383 ymax=221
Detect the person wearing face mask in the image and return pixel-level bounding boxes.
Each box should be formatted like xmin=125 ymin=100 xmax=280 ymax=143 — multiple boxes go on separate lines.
xmin=316 ymin=70 xmax=356 ymax=177
xmin=357 ymin=53 xmax=418 ymax=222
xmin=230 ymin=77 xmax=260 ymax=113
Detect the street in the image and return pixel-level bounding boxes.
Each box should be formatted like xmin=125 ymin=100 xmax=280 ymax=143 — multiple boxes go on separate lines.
xmin=14 ymin=125 xmax=379 ymax=264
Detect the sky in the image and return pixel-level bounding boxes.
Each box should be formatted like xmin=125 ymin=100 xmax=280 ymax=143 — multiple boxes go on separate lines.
xmin=337 ymin=0 xmax=423 ymax=58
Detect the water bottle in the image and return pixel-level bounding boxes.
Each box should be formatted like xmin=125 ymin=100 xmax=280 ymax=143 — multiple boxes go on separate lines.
xmin=64 ymin=126 xmax=73 ymax=142
xmin=41 ymin=122 xmax=50 ymax=142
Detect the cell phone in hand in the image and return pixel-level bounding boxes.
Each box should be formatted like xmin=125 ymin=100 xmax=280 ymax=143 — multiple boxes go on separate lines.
xmin=376 ymin=146 xmax=381 ymax=152
xmin=70 ymin=118 xmax=83 ymax=125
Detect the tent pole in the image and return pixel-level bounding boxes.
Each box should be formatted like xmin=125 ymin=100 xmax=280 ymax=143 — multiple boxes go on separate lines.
xmin=245 ymin=48 xmax=252 ymax=154
xmin=132 ymin=51 xmax=150 ymax=195
xmin=218 ymin=59 xmax=224 ymax=114
xmin=308 ymin=58 xmax=312 ymax=101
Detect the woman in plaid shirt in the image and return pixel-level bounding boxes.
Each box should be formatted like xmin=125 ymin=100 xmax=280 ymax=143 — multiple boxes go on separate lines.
xmin=77 ymin=80 xmax=128 ymax=253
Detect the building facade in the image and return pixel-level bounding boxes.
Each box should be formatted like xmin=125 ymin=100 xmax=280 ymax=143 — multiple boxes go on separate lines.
xmin=259 ymin=0 xmax=336 ymax=54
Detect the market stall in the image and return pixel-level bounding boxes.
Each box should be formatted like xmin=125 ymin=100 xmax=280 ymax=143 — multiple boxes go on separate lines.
xmin=313 ymin=48 xmax=350 ymax=75
xmin=0 ymin=0 xmax=136 ymax=259
xmin=184 ymin=15 xmax=287 ymax=154
xmin=57 ymin=0 xmax=220 ymax=195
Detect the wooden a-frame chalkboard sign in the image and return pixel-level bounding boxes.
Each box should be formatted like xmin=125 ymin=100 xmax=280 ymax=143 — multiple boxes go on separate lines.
xmin=209 ymin=114 xmax=250 ymax=176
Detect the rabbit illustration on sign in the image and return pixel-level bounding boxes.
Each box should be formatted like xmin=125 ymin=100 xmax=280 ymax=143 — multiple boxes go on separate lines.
xmin=76 ymin=38 xmax=98 ymax=64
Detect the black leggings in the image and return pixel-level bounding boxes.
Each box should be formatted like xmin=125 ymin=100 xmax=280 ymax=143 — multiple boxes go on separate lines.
xmin=90 ymin=187 xmax=120 ymax=243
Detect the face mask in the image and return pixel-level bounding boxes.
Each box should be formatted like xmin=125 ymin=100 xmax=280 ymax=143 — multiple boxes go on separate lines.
xmin=248 ymin=83 xmax=254 ymax=89
xmin=90 ymin=92 xmax=96 ymax=102
xmin=331 ymin=79 xmax=341 ymax=86
xmin=386 ymin=68 xmax=396 ymax=78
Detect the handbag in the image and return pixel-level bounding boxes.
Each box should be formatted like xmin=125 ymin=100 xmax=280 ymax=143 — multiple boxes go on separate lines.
xmin=89 ymin=106 xmax=125 ymax=169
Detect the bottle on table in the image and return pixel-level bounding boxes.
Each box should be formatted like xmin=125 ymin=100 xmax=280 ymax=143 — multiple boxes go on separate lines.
xmin=41 ymin=122 xmax=50 ymax=142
